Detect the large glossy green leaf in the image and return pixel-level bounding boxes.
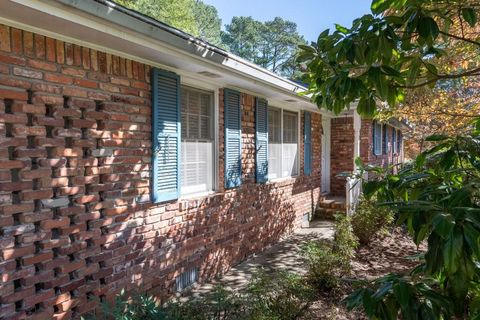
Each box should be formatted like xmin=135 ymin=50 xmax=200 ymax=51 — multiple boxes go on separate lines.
xmin=425 ymin=134 xmax=449 ymax=142
xmin=407 ymin=58 xmax=421 ymax=86
xmin=432 ymin=213 xmax=455 ymax=238
xmin=393 ymin=281 xmax=411 ymax=309
xmin=417 ymin=17 xmax=439 ymax=40
xmin=462 ymin=8 xmax=477 ymax=27
xmin=335 ymin=24 xmax=348 ymax=34
xmin=371 ymin=0 xmax=390 ymax=14
xmin=443 ymin=230 xmax=463 ymax=273
xmin=356 ymin=96 xmax=376 ymax=117
xmin=463 ymin=222 xmax=480 ymax=258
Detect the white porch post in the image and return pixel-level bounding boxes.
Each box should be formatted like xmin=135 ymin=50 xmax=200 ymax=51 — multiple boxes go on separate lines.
xmin=346 ymin=112 xmax=362 ymax=215
xmin=353 ymin=112 xmax=361 ymax=167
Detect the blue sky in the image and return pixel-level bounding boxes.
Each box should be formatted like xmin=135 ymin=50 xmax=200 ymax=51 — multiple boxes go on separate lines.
xmin=203 ymin=0 xmax=372 ymax=42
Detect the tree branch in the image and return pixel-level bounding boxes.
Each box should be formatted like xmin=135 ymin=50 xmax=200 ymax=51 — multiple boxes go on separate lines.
xmin=438 ymin=30 xmax=480 ymax=47
xmin=396 ymin=66 xmax=480 ymax=88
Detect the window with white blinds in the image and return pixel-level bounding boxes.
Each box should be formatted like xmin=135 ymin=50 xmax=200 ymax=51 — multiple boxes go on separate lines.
xmin=180 ymin=86 xmax=214 ymax=195
xmin=268 ymin=107 xmax=282 ymax=179
xmin=373 ymin=121 xmax=383 ymax=156
xmin=268 ymin=107 xmax=299 ymax=179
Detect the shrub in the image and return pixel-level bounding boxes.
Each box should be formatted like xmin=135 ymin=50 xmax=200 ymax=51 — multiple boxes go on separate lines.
xmin=344 ymin=274 xmax=453 ymax=319
xmin=333 ymin=213 xmax=358 ymax=259
xmin=89 ymin=271 xmax=315 ymax=320
xmin=346 ymin=120 xmax=480 ymax=317
xmin=85 ymin=289 xmax=160 ymax=320
xmin=88 ymin=286 xmax=248 ymax=320
xmin=351 ymin=196 xmax=394 ymax=245
xmin=163 ymin=286 xmax=248 ymax=320
xmin=301 ymin=240 xmax=351 ymax=291
xmin=247 ymin=269 xmax=315 ymax=320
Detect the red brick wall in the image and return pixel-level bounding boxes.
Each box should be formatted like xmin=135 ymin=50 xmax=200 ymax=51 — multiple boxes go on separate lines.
xmin=329 ymin=117 xmax=354 ymax=196
xmin=0 ymin=25 xmax=322 ymax=319
xmin=360 ymin=119 xmax=402 ymax=168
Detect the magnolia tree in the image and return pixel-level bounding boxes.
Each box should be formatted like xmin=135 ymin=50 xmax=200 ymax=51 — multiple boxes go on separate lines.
xmin=299 ymin=0 xmax=480 ymax=117
xmin=299 ymin=0 xmax=480 ymax=318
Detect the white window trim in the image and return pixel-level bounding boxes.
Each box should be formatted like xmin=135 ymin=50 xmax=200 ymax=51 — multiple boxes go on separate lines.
xmin=179 ymin=79 xmax=219 ymax=197
xmin=267 ymin=106 xmax=300 ymax=181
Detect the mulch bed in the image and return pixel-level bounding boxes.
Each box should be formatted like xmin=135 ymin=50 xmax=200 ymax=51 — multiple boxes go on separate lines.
xmin=302 ymin=228 xmax=425 ymax=319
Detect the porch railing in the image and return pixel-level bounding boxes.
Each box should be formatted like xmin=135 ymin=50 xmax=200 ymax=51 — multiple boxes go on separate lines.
xmin=345 ymin=175 xmax=362 ymax=215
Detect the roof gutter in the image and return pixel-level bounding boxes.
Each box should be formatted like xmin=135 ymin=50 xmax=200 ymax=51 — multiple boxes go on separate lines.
xmin=91 ymin=0 xmax=230 ymax=58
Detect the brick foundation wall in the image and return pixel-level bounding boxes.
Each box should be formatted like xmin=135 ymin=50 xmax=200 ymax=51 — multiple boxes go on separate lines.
xmin=329 ymin=117 xmax=354 ymax=196
xmin=0 ymin=25 xmax=322 ymax=319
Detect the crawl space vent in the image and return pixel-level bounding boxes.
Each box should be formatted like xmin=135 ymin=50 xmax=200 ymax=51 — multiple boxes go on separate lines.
xmin=176 ymin=267 xmax=199 ymax=292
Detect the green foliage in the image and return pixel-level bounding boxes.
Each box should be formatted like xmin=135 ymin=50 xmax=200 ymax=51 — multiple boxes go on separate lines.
xmin=302 ymin=215 xmax=358 ymax=292
xmin=221 ymin=17 xmax=263 ymax=61
xmin=83 ymin=289 xmax=160 ymax=320
xmin=345 ymin=119 xmax=480 ymax=318
xmin=302 ymin=240 xmax=351 ymax=291
xmin=162 ymin=286 xmax=248 ymax=320
xmin=246 ymin=269 xmax=315 ymax=320
xmin=345 ymin=274 xmax=453 ymax=319
xmin=192 ymin=1 xmax=222 ymax=46
xmin=113 ymin=0 xmax=222 ymax=45
xmin=333 ymin=213 xmax=359 ymax=258
xmin=88 ymin=286 xmax=247 ymax=320
xmin=222 ymin=16 xmax=307 ymax=79
xmin=351 ymin=197 xmax=395 ymax=245
xmin=299 ymin=0 xmax=480 ymax=116
xmin=89 ymin=270 xmax=316 ymax=320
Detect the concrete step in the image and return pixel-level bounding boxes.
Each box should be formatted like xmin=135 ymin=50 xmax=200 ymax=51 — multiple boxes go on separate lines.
xmin=332 ymin=201 xmax=346 ymax=210
xmin=319 ymin=199 xmax=335 ymax=207
xmin=315 ymin=207 xmax=344 ymax=219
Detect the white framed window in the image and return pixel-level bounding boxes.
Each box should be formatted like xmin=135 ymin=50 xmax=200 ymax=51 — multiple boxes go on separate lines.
xmin=268 ymin=107 xmax=299 ymax=179
xmin=373 ymin=121 xmax=383 ymax=156
xmin=180 ymin=86 xmax=215 ymax=196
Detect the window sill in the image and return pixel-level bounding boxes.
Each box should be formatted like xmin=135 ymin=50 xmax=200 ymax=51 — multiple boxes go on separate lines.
xmin=179 ymin=191 xmax=220 ymax=201
xmin=267 ymin=176 xmax=299 ymax=185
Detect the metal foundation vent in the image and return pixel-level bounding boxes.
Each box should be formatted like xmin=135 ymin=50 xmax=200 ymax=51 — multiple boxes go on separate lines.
xmin=175 ymin=267 xmax=199 ymax=292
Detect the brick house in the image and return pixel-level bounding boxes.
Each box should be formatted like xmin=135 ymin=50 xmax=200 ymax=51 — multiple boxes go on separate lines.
xmin=328 ymin=111 xmax=408 ymax=197
xmin=0 ymin=1 xmax=407 ymax=319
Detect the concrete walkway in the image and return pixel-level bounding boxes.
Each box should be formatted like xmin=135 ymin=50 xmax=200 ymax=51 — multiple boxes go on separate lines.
xmin=190 ymin=220 xmax=335 ymax=296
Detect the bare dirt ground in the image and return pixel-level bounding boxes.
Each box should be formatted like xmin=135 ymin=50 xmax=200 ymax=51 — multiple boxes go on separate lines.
xmin=303 ymin=228 xmax=425 ymax=319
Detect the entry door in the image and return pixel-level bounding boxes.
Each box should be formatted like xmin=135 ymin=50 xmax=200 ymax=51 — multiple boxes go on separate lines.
xmin=321 ymin=117 xmax=331 ymax=193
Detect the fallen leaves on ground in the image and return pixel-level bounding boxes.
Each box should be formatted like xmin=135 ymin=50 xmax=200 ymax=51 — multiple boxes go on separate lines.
xmin=302 ymin=228 xmax=425 ymax=320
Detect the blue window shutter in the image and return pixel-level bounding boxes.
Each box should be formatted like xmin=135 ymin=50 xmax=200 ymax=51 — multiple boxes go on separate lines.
xmin=255 ymin=98 xmax=268 ymax=183
xmin=224 ymin=89 xmax=241 ymax=188
xmin=151 ymin=68 xmax=181 ymax=203
xmin=304 ymin=112 xmax=312 ymax=175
